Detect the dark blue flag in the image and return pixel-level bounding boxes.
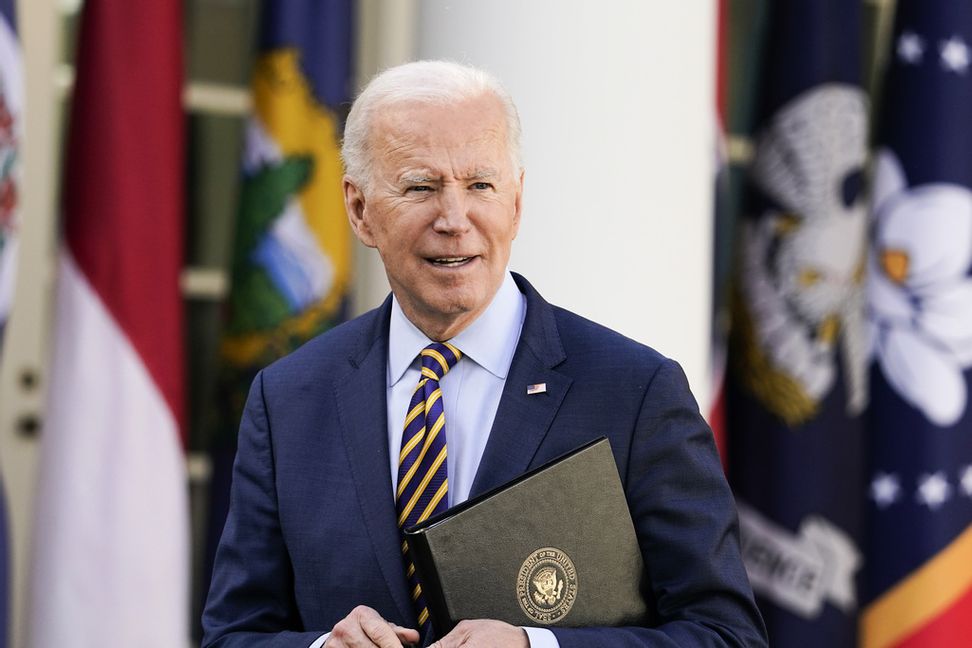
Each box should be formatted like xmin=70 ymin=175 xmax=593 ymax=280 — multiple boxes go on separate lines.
xmin=861 ymin=2 xmax=972 ymax=646
xmin=0 ymin=482 xmax=8 ymax=648
xmin=727 ymin=1 xmax=869 ymax=645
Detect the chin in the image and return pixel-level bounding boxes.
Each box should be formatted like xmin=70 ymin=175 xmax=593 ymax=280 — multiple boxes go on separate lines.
xmin=429 ymin=289 xmax=487 ymax=318
xmin=430 ymin=297 xmax=477 ymax=316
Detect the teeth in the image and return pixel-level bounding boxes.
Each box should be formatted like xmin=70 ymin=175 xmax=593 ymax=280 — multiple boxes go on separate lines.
xmin=432 ymin=257 xmax=471 ymax=265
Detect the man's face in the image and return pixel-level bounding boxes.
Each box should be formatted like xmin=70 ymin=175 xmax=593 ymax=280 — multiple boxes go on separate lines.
xmin=344 ymin=93 xmax=523 ymax=340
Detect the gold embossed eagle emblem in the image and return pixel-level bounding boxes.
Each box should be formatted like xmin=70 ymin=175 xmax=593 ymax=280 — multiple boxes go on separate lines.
xmin=516 ymin=547 xmax=578 ymax=624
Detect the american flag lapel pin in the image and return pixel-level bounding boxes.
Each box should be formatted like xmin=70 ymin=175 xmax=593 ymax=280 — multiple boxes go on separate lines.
xmin=526 ymin=383 xmax=547 ymax=395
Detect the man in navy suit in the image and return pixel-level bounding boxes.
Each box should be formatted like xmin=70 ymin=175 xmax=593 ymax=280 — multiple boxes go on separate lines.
xmin=202 ymin=60 xmax=767 ymax=648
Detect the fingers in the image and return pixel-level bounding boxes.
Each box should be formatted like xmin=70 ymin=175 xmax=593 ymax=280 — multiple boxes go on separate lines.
xmin=431 ymin=619 xmax=528 ymax=647
xmin=360 ymin=612 xmax=407 ymax=647
xmin=327 ymin=605 xmax=419 ymax=647
xmin=389 ymin=623 xmax=421 ymax=645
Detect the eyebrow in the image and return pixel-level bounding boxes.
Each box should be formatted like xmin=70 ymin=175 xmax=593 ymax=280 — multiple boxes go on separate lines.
xmin=399 ymin=173 xmax=437 ymax=184
xmin=469 ymin=168 xmax=499 ymax=180
xmin=398 ymin=168 xmax=501 ymax=185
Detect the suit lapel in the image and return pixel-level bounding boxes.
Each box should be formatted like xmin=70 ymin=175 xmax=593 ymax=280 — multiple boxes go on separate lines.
xmin=333 ymin=300 xmax=415 ymax=626
xmin=470 ymin=274 xmax=573 ymax=496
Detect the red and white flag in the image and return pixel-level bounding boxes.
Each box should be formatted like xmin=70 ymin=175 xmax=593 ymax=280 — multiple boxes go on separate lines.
xmin=28 ymin=1 xmax=188 ymax=644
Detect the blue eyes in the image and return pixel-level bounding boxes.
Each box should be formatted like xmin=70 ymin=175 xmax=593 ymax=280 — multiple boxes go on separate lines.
xmin=470 ymin=182 xmax=492 ymax=190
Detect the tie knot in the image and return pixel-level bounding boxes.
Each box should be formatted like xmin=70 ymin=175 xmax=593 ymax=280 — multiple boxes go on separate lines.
xmin=420 ymin=342 xmax=462 ymax=382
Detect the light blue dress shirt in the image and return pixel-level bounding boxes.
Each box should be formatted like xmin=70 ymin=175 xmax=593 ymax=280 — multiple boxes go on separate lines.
xmin=312 ymin=272 xmax=558 ymax=647
xmin=385 ymin=271 xmax=526 ymax=506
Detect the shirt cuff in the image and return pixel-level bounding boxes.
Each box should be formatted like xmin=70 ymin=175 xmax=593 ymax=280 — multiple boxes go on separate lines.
xmin=309 ymin=632 xmax=329 ymax=648
xmin=522 ymin=626 xmax=560 ymax=648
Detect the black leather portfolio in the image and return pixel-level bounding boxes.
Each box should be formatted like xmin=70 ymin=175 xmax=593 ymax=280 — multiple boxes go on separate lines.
xmin=404 ymin=437 xmax=650 ymax=637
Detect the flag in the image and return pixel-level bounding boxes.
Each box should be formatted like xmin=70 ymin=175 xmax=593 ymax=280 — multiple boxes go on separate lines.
xmin=28 ymin=1 xmax=188 ymax=645
xmin=0 ymin=0 xmax=21 ymax=341
xmin=709 ymin=0 xmax=730 ymax=465
xmin=0 ymin=1 xmax=21 ymax=645
xmin=0 ymin=481 xmax=7 ymax=648
xmin=200 ymin=0 xmax=354 ymax=628
xmin=862 ymin=3 xmax=972 ymax=646
xmin=726 ymin=0 xmax=870 ymax=645
xmin=0 ymin=482 xmax=6 ymax=648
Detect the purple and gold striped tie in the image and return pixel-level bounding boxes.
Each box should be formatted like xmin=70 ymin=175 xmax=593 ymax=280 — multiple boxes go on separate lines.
xmin=397 ymin=341 xmax=462 ymax=633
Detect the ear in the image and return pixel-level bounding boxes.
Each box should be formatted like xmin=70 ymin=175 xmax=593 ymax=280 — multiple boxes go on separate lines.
xmin=344 ymin=176 xmax=376 ymax=248
xmin=511 ymin=168 xmax=525 ymax=237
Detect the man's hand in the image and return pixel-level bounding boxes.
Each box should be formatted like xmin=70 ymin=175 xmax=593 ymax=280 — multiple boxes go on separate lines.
xmin=326 ymin=605 xmax=420 ymax=647
xmin=430 ymin=619 xmax=529 ymax=648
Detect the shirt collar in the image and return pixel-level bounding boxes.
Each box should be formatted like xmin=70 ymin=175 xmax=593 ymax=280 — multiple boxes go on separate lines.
xmin=388 ymin=271 xmax=526 ymax=386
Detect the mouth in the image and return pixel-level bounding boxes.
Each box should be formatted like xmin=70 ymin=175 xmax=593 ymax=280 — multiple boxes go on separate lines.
xmin=427 ymin=256 xmax=476 ymax=268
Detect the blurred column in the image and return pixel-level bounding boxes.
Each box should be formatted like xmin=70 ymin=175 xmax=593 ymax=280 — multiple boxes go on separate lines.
xmin=414 ymin=0 xmax=716 ymax=401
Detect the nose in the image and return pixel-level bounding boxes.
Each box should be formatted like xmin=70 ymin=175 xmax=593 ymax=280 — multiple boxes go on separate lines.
xmin=432 ymin=185 xmax=471 ymax=235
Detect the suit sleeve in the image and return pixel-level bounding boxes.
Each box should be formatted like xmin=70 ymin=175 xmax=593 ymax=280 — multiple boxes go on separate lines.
xmin=550 ymin=359 xmax=768 ymax=648
xmin=201 ymin=370 xmax=325 ymax=648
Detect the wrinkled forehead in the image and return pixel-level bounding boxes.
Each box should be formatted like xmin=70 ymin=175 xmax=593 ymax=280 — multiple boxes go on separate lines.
xmin=369 ymin=94 xmax=511 ymax=157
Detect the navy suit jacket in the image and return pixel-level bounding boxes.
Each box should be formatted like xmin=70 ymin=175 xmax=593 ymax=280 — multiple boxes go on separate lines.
xmin=202 ymin=274 xmax=767 ymax=647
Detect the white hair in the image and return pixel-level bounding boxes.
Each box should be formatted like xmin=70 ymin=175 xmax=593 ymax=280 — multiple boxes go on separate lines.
xmin=341 ymin=60 xmax=522 ymax=190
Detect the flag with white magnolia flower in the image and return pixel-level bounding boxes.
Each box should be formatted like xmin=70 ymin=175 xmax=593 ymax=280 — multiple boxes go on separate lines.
xmin=861 ymin=2 xmax=972 ymax=646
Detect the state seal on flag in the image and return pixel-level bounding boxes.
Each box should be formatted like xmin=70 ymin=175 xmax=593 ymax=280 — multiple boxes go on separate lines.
xmin=732 ymin=84 xmax=870 ymax=424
